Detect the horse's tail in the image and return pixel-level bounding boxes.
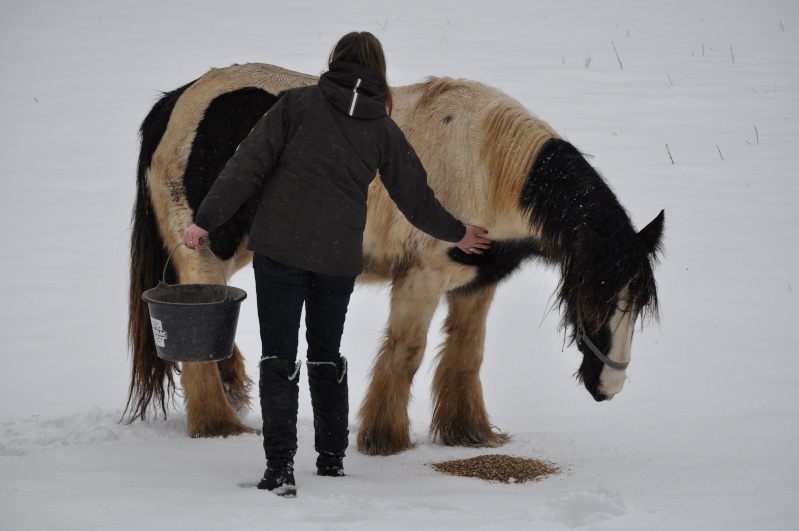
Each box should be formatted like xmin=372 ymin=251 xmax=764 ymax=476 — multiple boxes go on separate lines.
xmin=124 ymin=81 xmax=194 ymax=422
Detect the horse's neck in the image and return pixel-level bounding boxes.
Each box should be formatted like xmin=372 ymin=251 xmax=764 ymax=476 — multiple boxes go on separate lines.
xmin=521 ymin=139 xmax=632 ymax=260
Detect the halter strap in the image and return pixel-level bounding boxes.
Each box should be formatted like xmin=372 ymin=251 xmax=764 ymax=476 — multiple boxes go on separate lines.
xmin=576 ymin=323 xmax=629 ymax=371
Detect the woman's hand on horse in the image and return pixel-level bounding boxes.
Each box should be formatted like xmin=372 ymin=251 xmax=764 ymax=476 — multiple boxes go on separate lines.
xmin=183 ymin=224 xmax=209 ymax=250
xmin=456 ymin=224 xmax=491 ymax=255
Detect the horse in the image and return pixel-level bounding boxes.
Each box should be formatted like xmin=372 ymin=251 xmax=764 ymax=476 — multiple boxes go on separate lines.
xmin=126 ymin=63 xmax=664 ymax=456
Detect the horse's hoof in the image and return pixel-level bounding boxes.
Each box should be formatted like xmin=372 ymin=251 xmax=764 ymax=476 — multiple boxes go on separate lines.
xmin=188 ymin=420 xmax=257 ymax=438
xmin=356 ymin=431 xmax=414 ymax=456
xmin=434 ymin=428 xmax=511 ymax=448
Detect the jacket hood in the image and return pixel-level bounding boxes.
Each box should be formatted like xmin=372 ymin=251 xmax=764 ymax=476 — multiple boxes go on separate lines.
xmin=319 ymin=60 xmax=387 ymax=119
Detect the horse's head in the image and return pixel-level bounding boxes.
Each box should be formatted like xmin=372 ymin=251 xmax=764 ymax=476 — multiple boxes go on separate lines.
xmin=567 ymin=210 xmax=665 ymax=402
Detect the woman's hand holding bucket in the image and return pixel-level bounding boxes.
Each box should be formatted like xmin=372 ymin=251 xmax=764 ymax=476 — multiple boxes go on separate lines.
xmin=183 ymin=224 xmax=209 ymax=250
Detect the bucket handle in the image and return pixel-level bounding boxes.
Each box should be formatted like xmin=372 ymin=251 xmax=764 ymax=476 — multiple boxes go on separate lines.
xmin=162 ymin=242 xmax=232 ymax=302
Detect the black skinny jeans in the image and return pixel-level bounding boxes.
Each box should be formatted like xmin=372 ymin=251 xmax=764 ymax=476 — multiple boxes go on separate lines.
xmin=253 ymin=254 xmax=355 ymax=364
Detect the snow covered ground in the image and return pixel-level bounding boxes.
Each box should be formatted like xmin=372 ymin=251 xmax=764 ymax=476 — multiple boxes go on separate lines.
xmin=1 ymin=0 xmax=797 ymax=529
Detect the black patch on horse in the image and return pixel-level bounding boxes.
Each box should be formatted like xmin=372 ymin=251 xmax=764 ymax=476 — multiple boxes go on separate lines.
xmin=448 ymin=238 xmax=545 ymax=293
xmin=520 ymin=139 xmax=633 ymax=250
xmin=183 ymin=87 xmax=280 ymax=260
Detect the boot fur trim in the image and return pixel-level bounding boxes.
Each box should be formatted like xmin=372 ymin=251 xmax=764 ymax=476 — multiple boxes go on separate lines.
xmin=260 ymin=356 xmax=302 ymax=381
xmin=307 ymin=356 xmax=347 ymax=384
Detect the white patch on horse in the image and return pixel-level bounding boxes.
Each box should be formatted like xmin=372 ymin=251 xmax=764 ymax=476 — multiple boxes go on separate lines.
xmin=598 ymin=287 xmax=634 ymax=399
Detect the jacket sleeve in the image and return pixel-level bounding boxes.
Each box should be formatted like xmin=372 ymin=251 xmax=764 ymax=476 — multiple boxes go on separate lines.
xmin=377 ymin=121 xmax=466 ymax=243
xmin=194 ymin=93 xmax=289 ymax=231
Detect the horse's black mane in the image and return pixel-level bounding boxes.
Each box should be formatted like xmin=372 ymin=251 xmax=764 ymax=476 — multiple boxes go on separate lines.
xmin=521 ymin=139 xmax=660 ymax=331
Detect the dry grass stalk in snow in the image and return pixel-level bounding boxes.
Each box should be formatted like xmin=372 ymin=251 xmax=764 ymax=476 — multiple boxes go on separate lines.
xmin=430 ymin=455 xmax=560 ymax=484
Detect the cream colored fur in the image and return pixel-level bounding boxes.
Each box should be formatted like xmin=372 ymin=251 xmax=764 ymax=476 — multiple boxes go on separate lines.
xmin=598 ymin=287 xmax=634 ymax=400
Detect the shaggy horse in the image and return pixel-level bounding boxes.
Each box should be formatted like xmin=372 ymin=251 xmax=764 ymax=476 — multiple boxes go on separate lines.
xmin=126 ymin=63 xmax=664 ymax=455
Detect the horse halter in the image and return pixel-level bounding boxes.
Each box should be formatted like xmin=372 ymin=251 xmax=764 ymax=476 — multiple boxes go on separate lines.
xmin=575 ymin=320 xmax=629 ymax=371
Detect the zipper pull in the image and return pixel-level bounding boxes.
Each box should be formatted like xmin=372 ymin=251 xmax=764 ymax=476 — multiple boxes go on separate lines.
xmin=349 ymin=78 xmax=362 ymax=116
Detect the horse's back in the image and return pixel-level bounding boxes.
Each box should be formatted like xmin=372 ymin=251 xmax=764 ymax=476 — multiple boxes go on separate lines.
xmin=151 ymin=63 xmax=316 ymax=185
xmin=144 ymin=64 xmax=317 ymax=262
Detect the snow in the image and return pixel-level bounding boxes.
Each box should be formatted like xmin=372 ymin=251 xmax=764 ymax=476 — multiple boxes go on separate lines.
xmin=1 ymin=0 xmax=798 ymax=529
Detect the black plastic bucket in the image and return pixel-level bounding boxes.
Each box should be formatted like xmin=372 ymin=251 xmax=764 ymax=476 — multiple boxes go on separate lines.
xmin=142 ymin=244 xmax=247 ymax=363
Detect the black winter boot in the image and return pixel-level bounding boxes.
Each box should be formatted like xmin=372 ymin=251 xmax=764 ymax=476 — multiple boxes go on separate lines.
xmin=307 ymin=357 xmax=349 ymax=477
xmin=257 ymin=461 xmax=296 ymax=497
xmin=256 ymin=357 xmax=300 ymax=497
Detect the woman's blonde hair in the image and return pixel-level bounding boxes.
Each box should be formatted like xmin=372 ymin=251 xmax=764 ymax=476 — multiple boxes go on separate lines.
xmin=329 ymin=31 xmax=393 ymax=115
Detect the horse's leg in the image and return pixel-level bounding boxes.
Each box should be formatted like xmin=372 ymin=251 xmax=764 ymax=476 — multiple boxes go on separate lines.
xmin=215 ymin=248 xmax=254 ymax=415
xmin=430 ymin=285 xmax=509 ymax=447
xmin=181 ymin=361 xmax=255 ymax=437
xmin=215 ymin=344 xmax=252 ymax=413
xmin=177 ymin=251 xmax=256 ymax=437
xmin=357 ymin=271 xmax=442 ymax=456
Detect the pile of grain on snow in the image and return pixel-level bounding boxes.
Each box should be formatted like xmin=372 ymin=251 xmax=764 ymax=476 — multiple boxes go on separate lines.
xmin=430 ymin=454 xmax=560 ymax=484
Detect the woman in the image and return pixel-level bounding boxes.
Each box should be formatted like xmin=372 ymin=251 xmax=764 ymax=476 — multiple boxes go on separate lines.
xmin=184 ymin=32 xmax=490 ymax=497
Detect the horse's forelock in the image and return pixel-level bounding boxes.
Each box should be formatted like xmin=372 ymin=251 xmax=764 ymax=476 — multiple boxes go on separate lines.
xmin=559 ymin=237 xmax=660 ymax=335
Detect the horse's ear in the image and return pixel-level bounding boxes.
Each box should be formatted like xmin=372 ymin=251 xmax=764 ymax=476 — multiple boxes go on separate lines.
xmin=638 ymin=210 xmax=665 ymax=257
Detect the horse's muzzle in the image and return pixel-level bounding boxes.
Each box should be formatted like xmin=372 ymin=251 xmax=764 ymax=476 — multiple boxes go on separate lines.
xmin=592 ymin=389 xmax=613 ymax=402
